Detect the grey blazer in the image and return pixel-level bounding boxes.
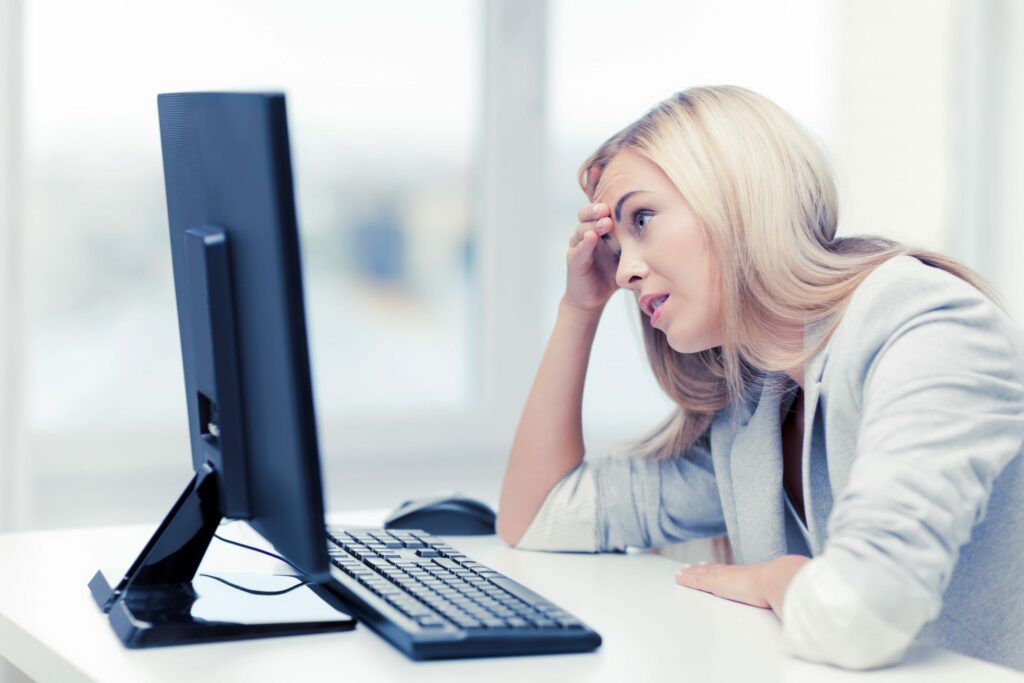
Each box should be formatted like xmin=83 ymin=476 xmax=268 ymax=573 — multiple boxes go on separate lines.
xmin=516 ymin=256 xmax=1024 ymax=670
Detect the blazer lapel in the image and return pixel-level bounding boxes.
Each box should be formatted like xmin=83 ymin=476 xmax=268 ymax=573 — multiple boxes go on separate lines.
xmin=800 ymin=317 xmax=836 ymax=555
xmin=717 ymin=317 xmax=838 ymax=564
xmin=727 ymin=378 xmax=788 ymax=564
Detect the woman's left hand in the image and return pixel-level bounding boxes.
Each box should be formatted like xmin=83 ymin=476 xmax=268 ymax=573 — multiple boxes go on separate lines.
xmin=675 ymin=556 xmax=810 ymax=613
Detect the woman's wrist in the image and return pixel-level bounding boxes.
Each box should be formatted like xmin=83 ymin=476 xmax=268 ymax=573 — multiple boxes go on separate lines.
xmin=559 ymin=295 xmax=607 ymax=325
xmin=758 ymin=555 xmax=811 ymax=616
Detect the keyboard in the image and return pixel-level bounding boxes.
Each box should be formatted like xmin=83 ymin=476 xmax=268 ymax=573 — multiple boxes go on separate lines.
xmin=323 ymin=527 xmax=602 ymax=660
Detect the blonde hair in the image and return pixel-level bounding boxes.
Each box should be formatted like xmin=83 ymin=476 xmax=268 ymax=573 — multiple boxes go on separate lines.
xmin=580 ymin=85 xmax=999 ymax=461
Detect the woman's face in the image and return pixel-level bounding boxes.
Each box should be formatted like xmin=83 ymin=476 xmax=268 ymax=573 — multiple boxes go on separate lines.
xmin=591 ymin=149 xmax=723 ymax=353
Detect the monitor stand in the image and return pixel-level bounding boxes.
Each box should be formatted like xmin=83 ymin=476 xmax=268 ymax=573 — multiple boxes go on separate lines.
xmin=88 ymin=463 xmax=355 ymax=647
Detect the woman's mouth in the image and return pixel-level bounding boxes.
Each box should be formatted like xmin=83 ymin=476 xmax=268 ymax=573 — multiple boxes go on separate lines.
xmin=640 ymin=292 xmax=670 ymax=323
xmin=651 ymin=295 xmax=668 ymax=326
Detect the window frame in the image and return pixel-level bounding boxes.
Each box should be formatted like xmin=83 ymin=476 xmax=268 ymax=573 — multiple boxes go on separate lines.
xmin=0 ymin=0 xmax=28 ymax=531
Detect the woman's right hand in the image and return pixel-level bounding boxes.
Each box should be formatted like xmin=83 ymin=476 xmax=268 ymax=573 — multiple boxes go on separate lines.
xmin=564 ymin=198 xmax=619 ymax=313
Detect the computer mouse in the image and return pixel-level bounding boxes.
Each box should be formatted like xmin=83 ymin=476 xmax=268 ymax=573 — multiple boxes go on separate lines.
xmin=383 ymin=494 xmax=497 ymax=535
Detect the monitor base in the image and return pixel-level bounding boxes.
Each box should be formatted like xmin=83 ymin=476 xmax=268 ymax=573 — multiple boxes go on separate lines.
xmin=90 ymin=569 xmax=354 ymax=648
xmin=89 ymin=465 xmax=355 ymax=647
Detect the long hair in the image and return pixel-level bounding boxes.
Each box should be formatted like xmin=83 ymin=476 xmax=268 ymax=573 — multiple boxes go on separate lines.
xmin=580 ymin=85 xmax=999 ymax=461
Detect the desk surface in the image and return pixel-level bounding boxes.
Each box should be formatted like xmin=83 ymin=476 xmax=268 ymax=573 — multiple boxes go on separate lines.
xmin=1 ymin=510 xmax=1021 ymax=683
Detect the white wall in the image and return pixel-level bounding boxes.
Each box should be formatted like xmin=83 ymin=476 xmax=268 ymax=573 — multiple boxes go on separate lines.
xmin=832 ymin=0 xmax=1024 ymax=321
xmin=831 ymin=0 xmax=956 ymax=251
xmin=987 ymin=0 xmax=1024 ymax=318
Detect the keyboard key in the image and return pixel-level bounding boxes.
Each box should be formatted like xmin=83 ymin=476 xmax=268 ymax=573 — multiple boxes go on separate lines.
xmin=488 ymin=577 xmax=552 ymax=608
xmin=416 ymin=615 xmax=447 ymax=628
xmin=415 ymin=548 xmax=440 ymax=558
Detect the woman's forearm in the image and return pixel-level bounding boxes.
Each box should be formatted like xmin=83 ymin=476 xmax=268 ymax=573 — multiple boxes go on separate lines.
xmin=496 ymin=298 xmax=604 ymax=545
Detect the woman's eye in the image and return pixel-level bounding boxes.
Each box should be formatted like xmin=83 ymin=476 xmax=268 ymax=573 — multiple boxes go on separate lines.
xmin=632 ymin=210 xmax=653 ymax=232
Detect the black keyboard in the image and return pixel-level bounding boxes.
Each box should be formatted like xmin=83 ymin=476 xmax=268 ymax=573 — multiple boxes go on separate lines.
xmin=323 ymin=527 xmax=602 ymax=660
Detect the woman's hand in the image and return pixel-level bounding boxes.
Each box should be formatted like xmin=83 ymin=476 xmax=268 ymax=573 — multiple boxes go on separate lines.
xmin=675 ymin=556 xmax=809 ymax=614
xmin=563 ymin=168 xmax=619 ymax=313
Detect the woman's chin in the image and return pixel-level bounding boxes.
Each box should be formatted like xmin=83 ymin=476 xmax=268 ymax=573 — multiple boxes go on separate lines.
xmin=664 ymin=327 xmax=718 ymax=355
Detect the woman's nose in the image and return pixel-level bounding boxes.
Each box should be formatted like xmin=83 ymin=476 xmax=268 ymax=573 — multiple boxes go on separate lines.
xmin=615 ymin=253 xmax=648 ymax=290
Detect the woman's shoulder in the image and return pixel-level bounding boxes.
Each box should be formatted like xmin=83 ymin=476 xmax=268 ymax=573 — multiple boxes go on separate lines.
xmin=847 ymin=254 xmax=988 ymax=317
xmin=824 ymin=254 xmax=1024 ymax=385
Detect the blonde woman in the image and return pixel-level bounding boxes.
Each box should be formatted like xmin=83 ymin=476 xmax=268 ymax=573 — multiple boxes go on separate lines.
xmin=496 ymin=86 xmax=1024 ymax=671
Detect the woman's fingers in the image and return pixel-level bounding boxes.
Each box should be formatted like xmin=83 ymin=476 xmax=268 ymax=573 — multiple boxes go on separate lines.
xmin=569 ymin=206 xmax=612 ymax=251
xmin=674 ymin=562 xmax=771 ymax=609
xmin=568 ymin=221 xmax=614 ymax=261
xmin=568 ymin=201 xmax=614 ymax=276
xmin=576 ymin=202 xmax=609 ymax=223
xmin=568 ymin=229 xmax=597 ymax=255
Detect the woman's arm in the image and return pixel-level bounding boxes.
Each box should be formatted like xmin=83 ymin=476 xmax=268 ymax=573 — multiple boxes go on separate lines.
xmin=498 ymin=298 xmax=726 ymax=552
xmin=496 ymin=297 xmax=603 ymax=546
xmin=497 ymin=194 xmax=618 ymax=546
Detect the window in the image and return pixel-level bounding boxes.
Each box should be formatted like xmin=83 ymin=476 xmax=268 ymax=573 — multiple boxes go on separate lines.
xmin=3 ymin=0 xmax=1019 ymax=531
xmin=21 ymin=0 xmax=485 ymax=526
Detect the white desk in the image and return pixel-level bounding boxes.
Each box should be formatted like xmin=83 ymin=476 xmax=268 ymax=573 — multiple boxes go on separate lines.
xmin=1 ymin=510 xmax=1021 ymax=683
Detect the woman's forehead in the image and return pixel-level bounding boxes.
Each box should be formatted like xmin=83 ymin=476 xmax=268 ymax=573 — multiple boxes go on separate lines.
xmin=593 ymin=150 xmax=664 ymax=202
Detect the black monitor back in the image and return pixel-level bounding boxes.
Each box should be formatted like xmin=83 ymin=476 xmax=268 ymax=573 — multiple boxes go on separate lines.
xmin=157 ymin=92 xmax=329 ymax=580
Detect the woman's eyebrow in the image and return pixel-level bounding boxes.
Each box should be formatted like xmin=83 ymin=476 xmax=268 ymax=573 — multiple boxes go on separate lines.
xmin=614 ymin=190 xmax=651 ymax=222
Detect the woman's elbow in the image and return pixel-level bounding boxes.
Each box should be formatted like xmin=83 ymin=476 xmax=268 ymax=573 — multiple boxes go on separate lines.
xmin=782 ymin=560 xmax=918 ymax=671
xmin=495 ymin=512 xmax=524 ymax=547
xmin=791 ymin=637 xmax=910 ymax=672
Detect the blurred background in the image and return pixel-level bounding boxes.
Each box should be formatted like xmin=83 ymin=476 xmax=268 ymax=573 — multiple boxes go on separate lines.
xmin=0 ymin=0 xmax=1022 ymax=535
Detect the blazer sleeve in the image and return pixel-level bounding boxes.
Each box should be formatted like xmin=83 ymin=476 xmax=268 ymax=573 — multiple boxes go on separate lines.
xmin=515 ymin=431 xmax=727 ymax=552
xmin=782 ymin=277 xmax=1024 ymax=669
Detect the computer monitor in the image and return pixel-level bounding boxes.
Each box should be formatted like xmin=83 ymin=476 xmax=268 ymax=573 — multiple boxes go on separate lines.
xmin=88 ymin=92 xmax=355 ymax=646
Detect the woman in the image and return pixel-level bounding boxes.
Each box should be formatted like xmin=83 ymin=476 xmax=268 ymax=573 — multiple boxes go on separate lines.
xmin=496 ymin=86 xmax=1024 ymax=671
